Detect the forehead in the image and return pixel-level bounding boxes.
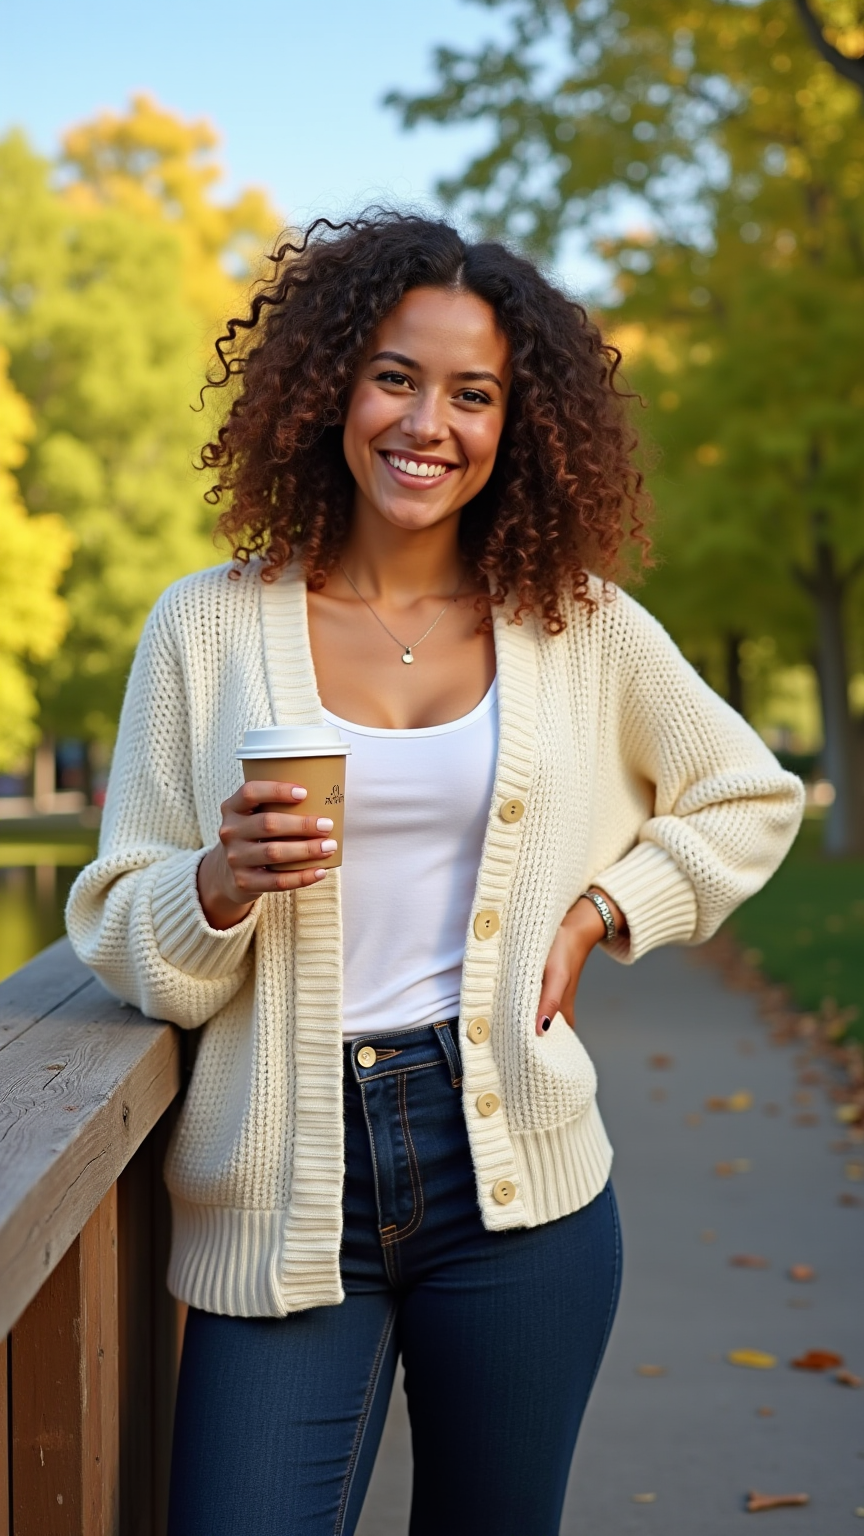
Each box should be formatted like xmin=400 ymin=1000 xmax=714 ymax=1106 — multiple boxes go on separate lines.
xmin=370 ymin=286 xmax=510 ymax=374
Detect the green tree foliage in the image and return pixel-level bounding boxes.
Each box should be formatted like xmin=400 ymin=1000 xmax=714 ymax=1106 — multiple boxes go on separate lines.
xmin=0 ymin=101 xmax=279 ymax=743
xmin=390 ymin=0 xmax=864 ymax=852
xmin=0 ymin=347 xmax=74 ymax=768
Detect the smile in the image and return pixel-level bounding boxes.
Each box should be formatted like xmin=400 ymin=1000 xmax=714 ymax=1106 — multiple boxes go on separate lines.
xmin=381 ymin=452 xmax=457 ymax=480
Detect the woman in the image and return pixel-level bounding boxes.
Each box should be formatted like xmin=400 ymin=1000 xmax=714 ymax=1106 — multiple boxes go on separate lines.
xmin=67 ymin=213 xmax=804 ymax=1536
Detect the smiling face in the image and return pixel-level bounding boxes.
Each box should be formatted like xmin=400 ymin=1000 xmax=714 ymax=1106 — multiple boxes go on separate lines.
xmin=342 ymin=285 xmax=511 ymax=536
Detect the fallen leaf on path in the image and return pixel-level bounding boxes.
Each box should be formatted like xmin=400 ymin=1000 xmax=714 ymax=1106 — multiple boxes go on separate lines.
xmin=631 ymin=1493 xmax=657 ymax=1504
xmin=746 ymin=1491 xmax=809 ymax=1512
xmin=788 ymin=1264 xmax=815 ymax=1282
xmin=706 ymin=1091 xmax=753 ymax=1112
xmin=730 ymin=1254 xmax=770 ymax=1269
xmin=791 ymin=1349 xmax=844 ymax=1371
xmin=755 ymin=1406 xmax=774 ymax=1417
xmin=834 ymin=1369 xmax=862 ymax=1387
xmin=648 ymin=1054 xmax=673 ymax=1069
xmin=728 ymin=1349 xmax=778 ymax=1369
xmin=838 ymin=1192 xmax=862 ymax=1207
xmin=636 ymin=1364 xmax=666 ymax=1376
xmin=845 ymin=1162 xmax=864 ymax=1181
xmin=836 ymin=1104 xmax=863 ymax=1124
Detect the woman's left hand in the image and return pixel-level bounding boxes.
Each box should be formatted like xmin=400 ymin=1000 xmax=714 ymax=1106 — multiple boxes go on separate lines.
xmin=535 ymin=891 xmax=627 ymax=1036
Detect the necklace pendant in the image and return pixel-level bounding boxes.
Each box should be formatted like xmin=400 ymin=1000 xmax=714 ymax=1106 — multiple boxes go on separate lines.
xmin=401 ymin=648 xmax=414 ymax=665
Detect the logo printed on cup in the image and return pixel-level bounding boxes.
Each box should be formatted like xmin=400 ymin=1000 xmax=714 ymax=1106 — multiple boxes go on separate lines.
xmin=324 ymin=783 xmax=344 ymax=805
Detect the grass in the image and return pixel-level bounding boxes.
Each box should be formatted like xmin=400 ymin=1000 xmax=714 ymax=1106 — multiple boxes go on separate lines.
xmin=727 ymin=815 xmax=864 ymax=1044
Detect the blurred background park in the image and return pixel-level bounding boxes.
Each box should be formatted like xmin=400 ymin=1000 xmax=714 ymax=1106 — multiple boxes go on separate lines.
xmin=1 ymin=0 xmax=863 ymax=1041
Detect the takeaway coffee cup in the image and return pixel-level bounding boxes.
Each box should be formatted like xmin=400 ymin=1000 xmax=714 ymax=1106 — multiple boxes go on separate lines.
xmin=238 ymin=725 xmax=351 ymax=872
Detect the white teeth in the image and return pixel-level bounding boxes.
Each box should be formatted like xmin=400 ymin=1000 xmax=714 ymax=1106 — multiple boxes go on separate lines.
xmin=385 ymin=453 xmax=450 ymax=478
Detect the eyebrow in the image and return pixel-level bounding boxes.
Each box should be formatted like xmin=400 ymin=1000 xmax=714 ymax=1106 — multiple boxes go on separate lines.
xmin=369 ymin=351 xmax=504 ymax=390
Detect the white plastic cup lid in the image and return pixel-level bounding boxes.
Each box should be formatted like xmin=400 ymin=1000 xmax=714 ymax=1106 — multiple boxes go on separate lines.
xmin=238 ymin=725 xmax=351 ymax=760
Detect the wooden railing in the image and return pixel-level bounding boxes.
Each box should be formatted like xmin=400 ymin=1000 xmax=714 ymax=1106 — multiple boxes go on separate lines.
xmin=0 ymin=939 xmax=183 ymax=1536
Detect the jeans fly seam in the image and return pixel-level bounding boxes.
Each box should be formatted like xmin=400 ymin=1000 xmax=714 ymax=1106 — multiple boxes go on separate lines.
xmin=382 ymin=1071 xmax=425 ymax=1247
xmin=358 ymin=1083 xmax=387 ymax=1244
xmin=333 ymin=1300 xmax=398 ymax=1536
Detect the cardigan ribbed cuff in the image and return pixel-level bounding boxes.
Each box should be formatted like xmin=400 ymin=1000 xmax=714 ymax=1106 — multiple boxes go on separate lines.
xmin=151 ymin=850 xmax=258 ymax=979
xmin=590 ymin=841 xmax=698 ymax=963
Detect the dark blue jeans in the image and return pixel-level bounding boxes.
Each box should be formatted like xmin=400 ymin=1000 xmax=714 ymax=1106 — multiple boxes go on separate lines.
xmin=168 ymin=1020 xmax=622 ymax=1535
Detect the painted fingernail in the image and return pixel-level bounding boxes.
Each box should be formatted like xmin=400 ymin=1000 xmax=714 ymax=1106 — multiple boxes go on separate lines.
xmin=541 ymin=1016 xmax=551 ymax=1032
xmin=320 ymin=839 xmax=338 ymax=854
xmin=291 ymin=787 xmax=307 ymax=800
xmin=314 ymin=868 xmax=327 ymax=879
xmin=316 ymin=818 xmax=334 ymax=832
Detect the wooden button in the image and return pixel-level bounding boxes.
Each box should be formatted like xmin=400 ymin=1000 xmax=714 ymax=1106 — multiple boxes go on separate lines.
xmin=466 ymin=1017 xmax=491 ymax=1045
xmin=473 ymin=910 xmax=500 ymax=941
xmin=500 ymin=798 xmax=525 ymax=823
xmin=476 ymin=1092 xmax=500 ymax=1118
xmin=357 ymin=1046 xmax=377 ymax=1068
xmin=492 ymin=1179 xmax=517 ymax=1205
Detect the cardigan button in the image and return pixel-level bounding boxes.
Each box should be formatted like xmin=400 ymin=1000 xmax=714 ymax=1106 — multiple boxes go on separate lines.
xmin=357 ymin=1046 xmax=377 ymax=1068
xmin=473 ymin=910 xmax=500 ymax=941
xmin=466 ymin=1017 xmax=491 ymax=1044
xmin=476 ymin=1091 xmax=500 ymax=1118
xmin=500 ymin=798 xmax=525 ymax=823
xmin=492 ymin=1179 xmax=517 ymax=1205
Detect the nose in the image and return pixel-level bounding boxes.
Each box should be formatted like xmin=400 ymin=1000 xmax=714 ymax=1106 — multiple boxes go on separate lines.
xmin=400 ymin=386 xmax=448 ymax=444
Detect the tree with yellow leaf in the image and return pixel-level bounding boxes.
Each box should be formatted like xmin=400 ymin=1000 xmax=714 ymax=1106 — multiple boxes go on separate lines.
xmin=0 ymin=101 xmax=280 ymax=744
xmin=0 ymin=348 xmax=73 ymax=768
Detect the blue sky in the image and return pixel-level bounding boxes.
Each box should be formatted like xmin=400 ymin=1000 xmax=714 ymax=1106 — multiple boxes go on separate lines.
xmin=3 ymin=2 xmax=495 ymax=228
xmin=3 ymin=0 xmax=606 ymax=293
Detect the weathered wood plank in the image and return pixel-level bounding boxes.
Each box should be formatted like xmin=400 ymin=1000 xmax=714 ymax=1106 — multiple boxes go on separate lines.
xmin=0 ymin=1336 xmax=9 ymax=1536
xmin=0 ymin=938 xmax=94 ymax=1051
xmin=10 ymin=1189 xmax=120 ymax=1535
xmin=0 ymin=979 xmax=180 ymax=1336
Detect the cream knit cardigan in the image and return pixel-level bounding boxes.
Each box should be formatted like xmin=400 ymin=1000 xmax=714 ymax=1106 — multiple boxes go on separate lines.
xmin=67 ymin=561 xmax=804 ymax=1317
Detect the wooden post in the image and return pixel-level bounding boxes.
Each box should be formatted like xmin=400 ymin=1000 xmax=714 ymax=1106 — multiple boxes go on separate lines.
xmin=10 ymin=1188 xmax=119 ymax=1536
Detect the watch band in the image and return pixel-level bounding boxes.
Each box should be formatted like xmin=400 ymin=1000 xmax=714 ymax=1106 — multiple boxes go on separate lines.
xmin=578 ymin=889 xmax=617 ymax=943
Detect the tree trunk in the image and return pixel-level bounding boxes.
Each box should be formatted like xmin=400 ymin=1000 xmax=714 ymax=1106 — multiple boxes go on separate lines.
xmin=805 ymin=533 xmax=863 ymax=856
xmin=724 ymin=632 xmax=745 ymax=716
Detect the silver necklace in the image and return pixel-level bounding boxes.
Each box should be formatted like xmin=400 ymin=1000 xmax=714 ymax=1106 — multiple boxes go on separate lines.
xmin=339 ymin=564 xmax=462 ymax=665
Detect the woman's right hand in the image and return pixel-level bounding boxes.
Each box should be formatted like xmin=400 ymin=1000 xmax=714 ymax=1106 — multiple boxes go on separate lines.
xmin=197 ymin=780 xmax=338 ymax=930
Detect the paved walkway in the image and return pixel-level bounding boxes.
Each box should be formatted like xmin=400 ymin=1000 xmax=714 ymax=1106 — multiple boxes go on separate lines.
xmin=356 ymin=946 xmax=864 ymax=1534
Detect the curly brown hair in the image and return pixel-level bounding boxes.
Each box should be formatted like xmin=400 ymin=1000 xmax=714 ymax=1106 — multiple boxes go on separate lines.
xmin=201 ymin=211 xmax=650 ymax=631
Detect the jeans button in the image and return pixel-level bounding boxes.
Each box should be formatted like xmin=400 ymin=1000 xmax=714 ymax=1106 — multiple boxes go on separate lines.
xmin=357 ymin=1046 xmax=377 ymax=1068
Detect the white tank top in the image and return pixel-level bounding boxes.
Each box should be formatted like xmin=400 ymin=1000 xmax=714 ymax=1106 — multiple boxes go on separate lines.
xmin=322 ymin=680 xmax=498 ymax=1038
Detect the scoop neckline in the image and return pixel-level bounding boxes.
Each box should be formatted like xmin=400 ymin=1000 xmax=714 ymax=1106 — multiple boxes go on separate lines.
xmin=322 ymin=677 xmax=497 ymax=738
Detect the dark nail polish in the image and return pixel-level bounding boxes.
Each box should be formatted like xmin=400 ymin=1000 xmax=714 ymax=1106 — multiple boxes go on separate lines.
xmin=541 ymin=1016 xmax=551 ymax=1032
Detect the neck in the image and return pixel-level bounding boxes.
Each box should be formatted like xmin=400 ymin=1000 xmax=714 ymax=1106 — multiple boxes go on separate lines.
xmin=339 ymin=498 xmax=464 ymax=602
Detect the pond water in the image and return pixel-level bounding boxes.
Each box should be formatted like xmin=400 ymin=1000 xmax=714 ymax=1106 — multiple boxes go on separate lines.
xmin=0 ymin=865 xmax=84 ymax=982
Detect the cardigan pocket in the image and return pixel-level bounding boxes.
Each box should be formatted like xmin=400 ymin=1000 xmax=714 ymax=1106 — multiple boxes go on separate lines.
xmin=511 ymin=1013 xmax=599 ymax=1131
